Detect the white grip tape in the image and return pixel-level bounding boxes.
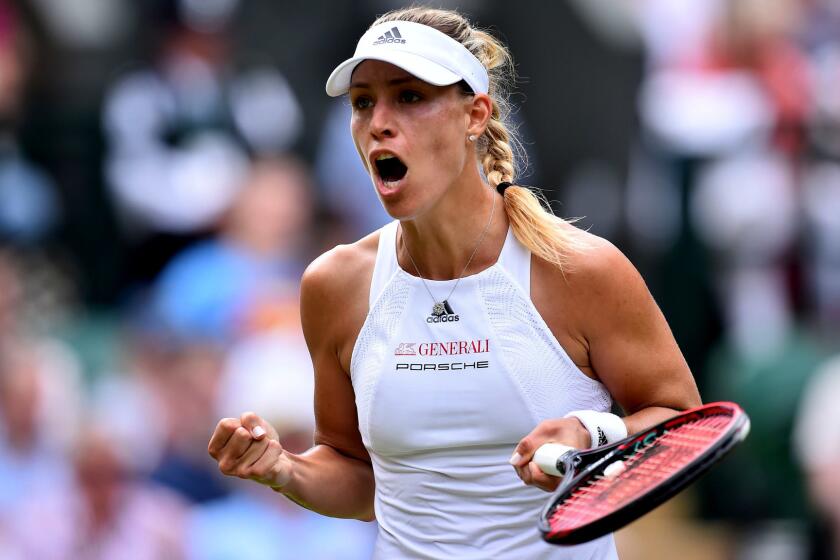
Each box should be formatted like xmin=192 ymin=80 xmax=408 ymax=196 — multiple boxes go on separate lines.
xmin=564 ymin=410 xmax=628 ymax=448
xmin=534 ymin=443 xmax=575 ymax=477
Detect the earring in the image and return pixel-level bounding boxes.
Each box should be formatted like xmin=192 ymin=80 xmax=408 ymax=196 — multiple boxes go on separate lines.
xmin=468 ymin=134 xmax=477 ymax=142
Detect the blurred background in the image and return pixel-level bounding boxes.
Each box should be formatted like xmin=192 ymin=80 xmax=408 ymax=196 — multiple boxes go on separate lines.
xmin=0 ymin=0 xmax=837 ymax=558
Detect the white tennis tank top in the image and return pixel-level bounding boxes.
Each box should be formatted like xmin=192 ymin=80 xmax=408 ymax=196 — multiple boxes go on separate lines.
xmin=351 ymin=220 xmax=618 ymax=559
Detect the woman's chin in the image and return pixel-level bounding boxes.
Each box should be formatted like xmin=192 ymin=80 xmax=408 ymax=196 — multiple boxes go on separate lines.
xmin=379 ymin=199 xmax=415 ymax=221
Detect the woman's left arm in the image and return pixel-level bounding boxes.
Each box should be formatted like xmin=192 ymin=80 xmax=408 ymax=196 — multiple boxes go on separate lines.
xmin=583 ymin=243 xmax=701 ymax=430
xmin=511 ymin=240 xmax=701 ymax=491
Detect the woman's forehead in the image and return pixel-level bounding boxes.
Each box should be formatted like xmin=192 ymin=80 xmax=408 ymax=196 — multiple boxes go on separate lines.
xmin=349 ymin=60 xmax=421 ymax=88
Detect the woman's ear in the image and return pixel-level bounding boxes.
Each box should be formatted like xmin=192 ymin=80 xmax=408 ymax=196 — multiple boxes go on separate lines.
xmin=466 ymin=93 xmax=493 ymax=139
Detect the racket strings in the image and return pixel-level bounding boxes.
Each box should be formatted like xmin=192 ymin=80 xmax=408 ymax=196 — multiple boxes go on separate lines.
xmin=548 ymin=414 xmax=732 ymax=533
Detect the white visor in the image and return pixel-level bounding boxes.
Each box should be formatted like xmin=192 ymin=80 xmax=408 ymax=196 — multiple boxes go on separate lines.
xmin=325 ymin=20 xmax=489 ymax=97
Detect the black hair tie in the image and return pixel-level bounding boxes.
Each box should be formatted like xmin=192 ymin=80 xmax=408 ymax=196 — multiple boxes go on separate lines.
xmin=496 ymin=182 xmax=512 ymax=196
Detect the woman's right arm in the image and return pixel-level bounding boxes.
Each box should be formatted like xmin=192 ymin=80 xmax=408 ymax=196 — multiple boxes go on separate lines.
xmin=208 ymin=243 xmax=376 ymax=521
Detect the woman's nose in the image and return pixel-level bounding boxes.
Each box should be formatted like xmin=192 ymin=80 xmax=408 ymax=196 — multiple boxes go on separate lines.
xmin=369 ymin=101 xmax=396 ymax=139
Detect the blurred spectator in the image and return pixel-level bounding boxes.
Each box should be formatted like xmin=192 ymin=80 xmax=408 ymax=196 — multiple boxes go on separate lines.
xmin=805 ymin=41 xmax=840 ymax=159
xmin=0 ymin=253 xmax=83 ymax=512
xmin=690 ymin=152 xmax=797 ymax=358
xmin=102 ymin=17 xmax=302 ymax=231
xmin=710 ymin=0 xmax=810 ymax=154
xmin=26 ymin=0 xmax=132 ymax=50
xmin=802 ymin=162 xmax=840 ymax=332
xmin=637 ymin=0 xmax=809 ymax=157
xmin=102 ymin=8 xmax=302 ymax=282
xmin=151 ymin=155 xmax=314 ymax=344
xmin=635 ymin=0 xmax=723 ymax=69
xmin=630 ymin=0 xmax=809 ymax=265
xmin=0 ymin=252 xmax=84 ymax=558
xmin=141 ymin=336 xmax=229 ymax=504
xmin=87 ymin=366 xmax=168 ymax=474
xmin=794 ymin=355 xmax=840 ymax=559
xmin=6 ymin=422 xmax=189 ymax=560
xmin=0 ymin=338 xmax=78 ymax=510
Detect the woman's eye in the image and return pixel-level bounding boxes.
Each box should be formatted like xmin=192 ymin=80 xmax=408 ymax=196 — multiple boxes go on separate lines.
xmin=399 ymin=91 xmax=421 ymax=103
xmin=352 ymin=96 xmax=373 ymax=110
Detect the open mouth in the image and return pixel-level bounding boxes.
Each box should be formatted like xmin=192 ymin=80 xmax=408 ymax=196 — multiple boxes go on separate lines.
xmin=374 ymin=154 xmax=408 ymax=183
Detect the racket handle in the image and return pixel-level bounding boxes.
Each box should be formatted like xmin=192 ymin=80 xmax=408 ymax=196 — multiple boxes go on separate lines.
xmin=534 ymin=443 xmax=576 ymax=477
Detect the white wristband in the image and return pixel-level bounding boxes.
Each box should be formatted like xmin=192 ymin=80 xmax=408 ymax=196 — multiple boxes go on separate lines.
xmin=564 ymin=410 xmax=627 ymax=448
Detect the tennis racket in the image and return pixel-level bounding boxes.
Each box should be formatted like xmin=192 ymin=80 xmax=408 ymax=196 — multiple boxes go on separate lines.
xmin=534 ymin=401 xmax=750 ymax=545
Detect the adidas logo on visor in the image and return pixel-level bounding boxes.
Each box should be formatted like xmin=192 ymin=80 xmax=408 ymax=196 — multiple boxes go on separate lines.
xmin=373 ymin=27 xmax=405 ymax=45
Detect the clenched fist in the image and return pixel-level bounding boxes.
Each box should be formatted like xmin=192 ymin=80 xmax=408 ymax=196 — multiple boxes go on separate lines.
xmin=509 ymin=416 xmax=591 ymax=492
xmin=208 ymin=411 xmax=294 ymax=489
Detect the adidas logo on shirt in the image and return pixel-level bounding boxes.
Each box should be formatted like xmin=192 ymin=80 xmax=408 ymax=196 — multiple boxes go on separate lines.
xmin=373 ymin=27 xmax=406 ymax=45
xmin=426 ymin=300 xmax=459 ymax=324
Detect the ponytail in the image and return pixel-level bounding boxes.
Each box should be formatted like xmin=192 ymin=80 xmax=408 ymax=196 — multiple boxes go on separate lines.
xmin=497 ymin=183 xmax=585 ymax=270
xmin=481 ymin=98 xmax=585 ymax=270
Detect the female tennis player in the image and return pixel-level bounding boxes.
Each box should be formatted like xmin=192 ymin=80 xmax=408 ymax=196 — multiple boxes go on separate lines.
xmin=208 ymin=7 xmax=701 ymax=558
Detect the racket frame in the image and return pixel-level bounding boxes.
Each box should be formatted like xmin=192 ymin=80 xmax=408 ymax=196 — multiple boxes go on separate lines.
xmin=538 ymin=401 xmax=750 ymax=545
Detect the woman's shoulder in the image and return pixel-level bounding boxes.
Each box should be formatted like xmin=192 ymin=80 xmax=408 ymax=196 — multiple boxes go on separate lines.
xmin=570 ymin=228 xmax=633 ymax=277
xmin=531 ymin=225 xmax=655 ymax=353
xmin=300 ymin=230 xmax=383 ymax=364
xmin=534 ymin=225 xmax=643 ymax=296
xmin=301 ymin=229 xmax=381 ymax=302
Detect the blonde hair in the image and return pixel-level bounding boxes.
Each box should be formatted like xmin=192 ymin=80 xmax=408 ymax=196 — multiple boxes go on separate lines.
xmin=372 ymin=7 xmax=586 ymax=269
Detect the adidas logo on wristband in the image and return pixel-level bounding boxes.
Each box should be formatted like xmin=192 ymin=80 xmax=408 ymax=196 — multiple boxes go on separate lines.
xmin=597 ymin=426 xmax=608 ymax=447
xmin=566 ymin=410 xmax=628 ymax=448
